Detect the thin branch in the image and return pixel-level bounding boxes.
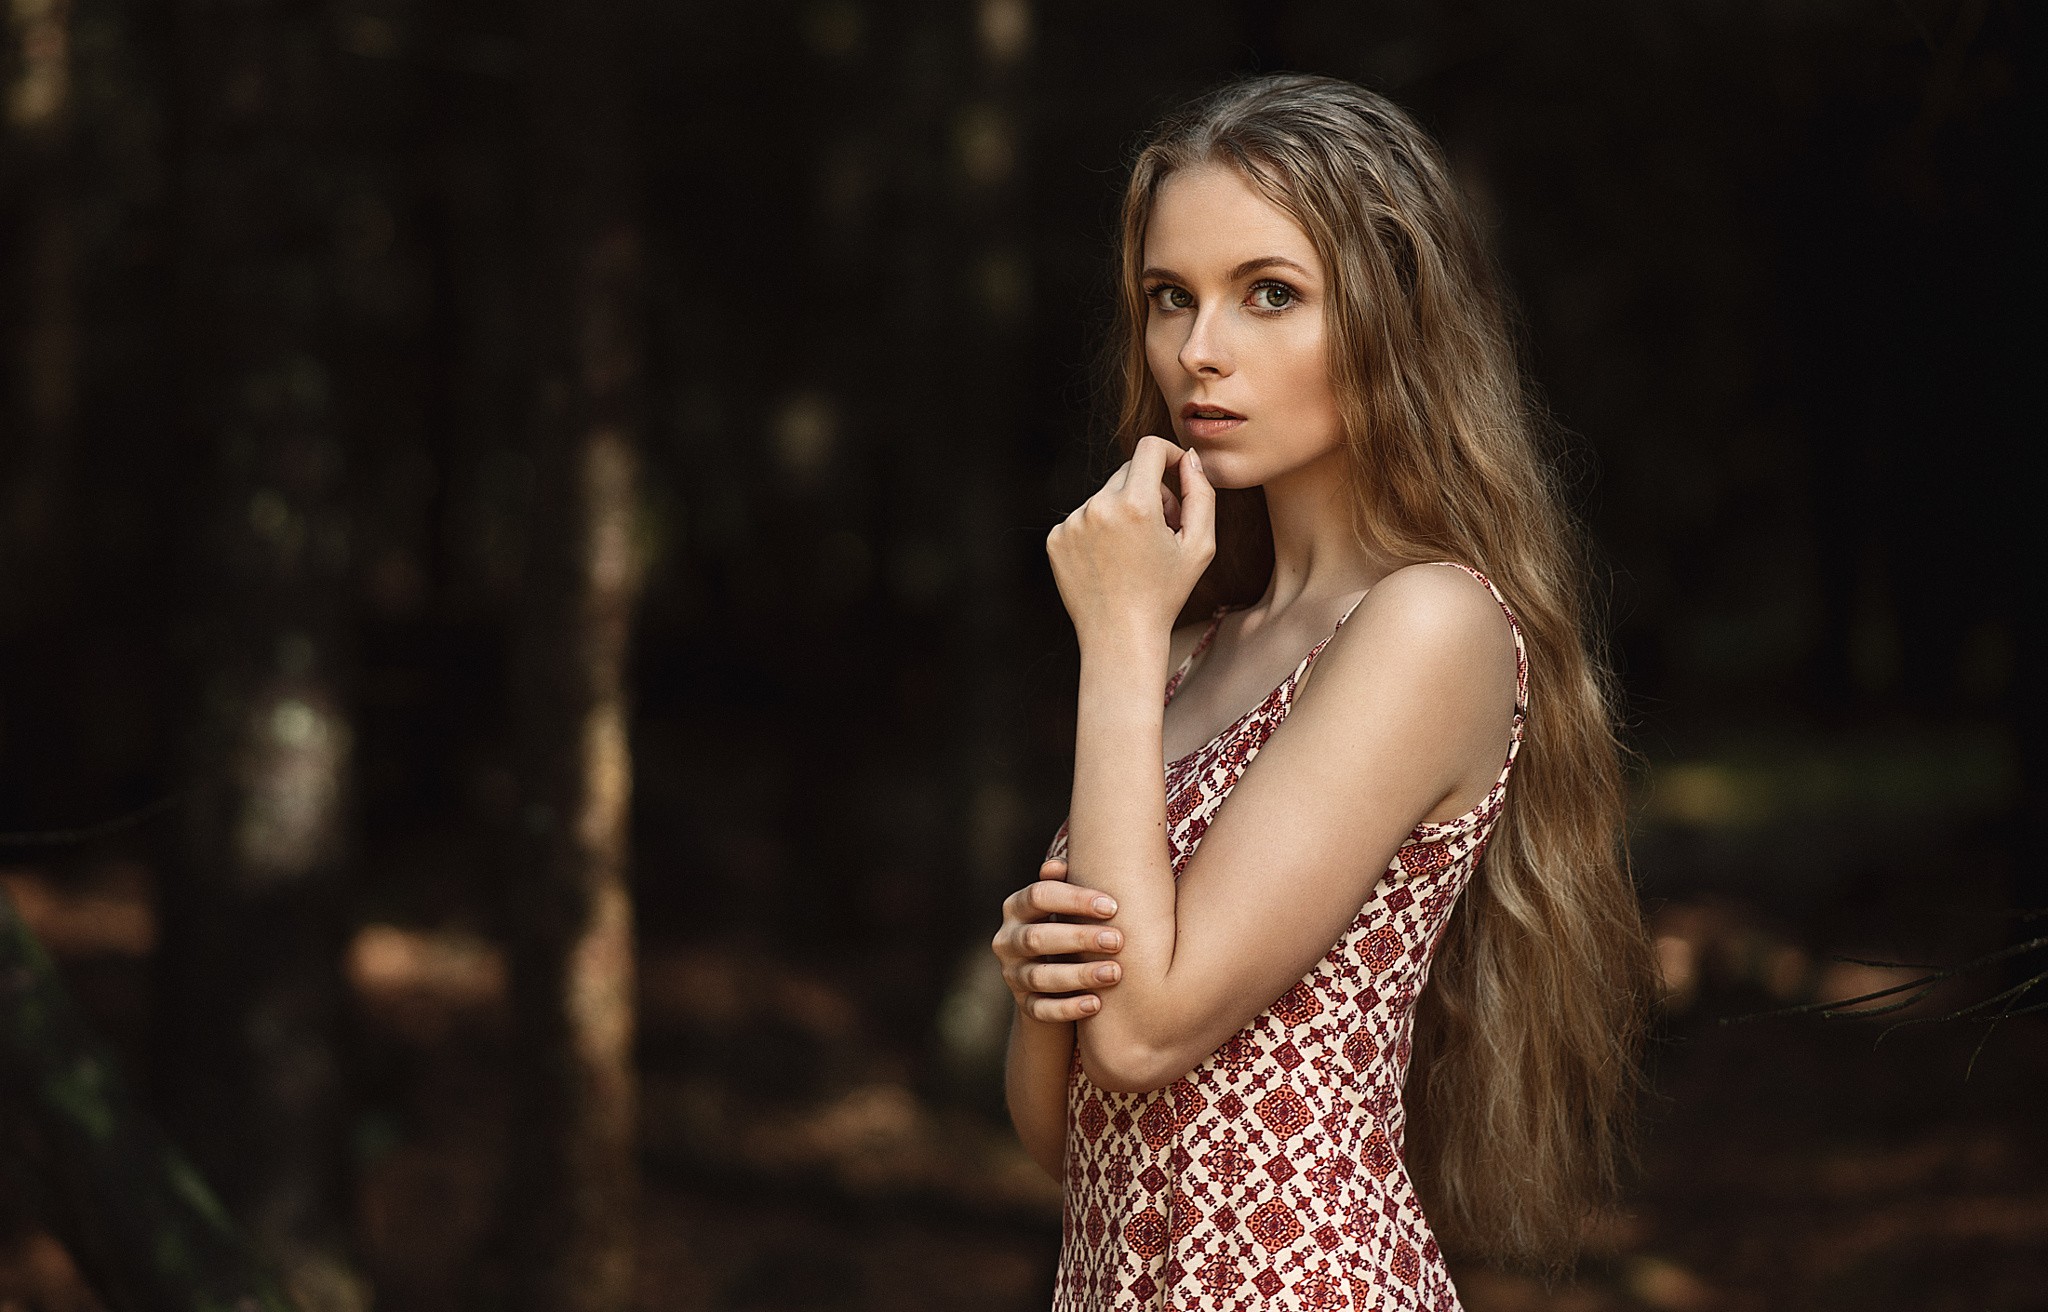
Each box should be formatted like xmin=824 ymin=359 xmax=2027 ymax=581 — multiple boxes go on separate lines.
xmin=1872 ymin=970 xmax=2048 ymax=1040
xmin=1964 ymin=976 xmax=2040 ymax=1079
xmin=1727 ymin=972 xmax=1945 ymax=1023
xmin=1722 ymin=933 xmax=2048 ymax=1026
xmin=1827 ymin=952 xmax=1946 ymax=971
xmin=1840 ymin=982 xmax=1946 ymax=1027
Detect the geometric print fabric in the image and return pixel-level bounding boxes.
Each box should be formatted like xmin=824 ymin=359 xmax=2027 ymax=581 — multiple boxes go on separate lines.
xmin=1043 ymin=562 xmax=1529 ymax=1311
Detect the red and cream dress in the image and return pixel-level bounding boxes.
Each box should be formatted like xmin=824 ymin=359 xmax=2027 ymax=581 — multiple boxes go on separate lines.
xmin=1042 ymin=562 xmax=1528 ymax=1312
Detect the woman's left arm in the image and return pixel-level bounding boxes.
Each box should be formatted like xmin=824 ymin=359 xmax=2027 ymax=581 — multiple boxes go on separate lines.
xmin=1048 ymin=440 xmax=1518 ymax=1095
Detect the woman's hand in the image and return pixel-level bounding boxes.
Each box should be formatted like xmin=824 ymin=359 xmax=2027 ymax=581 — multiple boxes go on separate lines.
xmin=1046 ymin=435 xmax=1215 ymax=647
xmin=993 ymin=857 xmax=1126 ymax=1021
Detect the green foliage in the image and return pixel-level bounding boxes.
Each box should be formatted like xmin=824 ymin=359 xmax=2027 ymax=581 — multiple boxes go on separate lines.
xmin=0 ymin=885 xmax=302 ymax=1312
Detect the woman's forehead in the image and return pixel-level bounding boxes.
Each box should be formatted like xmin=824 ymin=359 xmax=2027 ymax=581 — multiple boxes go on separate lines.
xmin=1143 ymin=163 xmax=1320 ymax=277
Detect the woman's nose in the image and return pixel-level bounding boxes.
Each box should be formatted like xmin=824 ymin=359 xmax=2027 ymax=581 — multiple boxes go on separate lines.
xmin=1179 ymin=309 xmax=1233 ymax=376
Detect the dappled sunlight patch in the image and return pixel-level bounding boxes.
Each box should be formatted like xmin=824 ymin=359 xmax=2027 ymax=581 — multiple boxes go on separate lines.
xmin=637 ymin=944 xmax=858 ymax=1039
xmin=1648 ymin=901 xmax=1813 ymax=1009
xmin=1797 ymin=1192 xmax=2048 ymax=1281
xmin=1647 ymin=900 xmax=1955 ymax=1019
xmin=0 ymin=1231 xmax=99 ymax=1312
xmin=1620 ymin=1255 xmax=1720 ymax=1311
xmin=1647 ymin=763 xmax=1774 ymax=830
xmin=1809 ymin=1131 xmax=2009 ymax=1199
xmin=1637 ymin=724 xmax=2019 ymax=834
xmin=1449 ymin=1237 xmax=1734 ymax=1312
xmin=346 ymin=923 xmax=507 ymax=1044
xmin=1450 ymin=1266 xmax=1620 ymax=1311
xmin=1653 ymin=929 xmax=1701 ymax=1009
xmin=1581 ymin=1208 xmax=1649 ymax=1256
xmin=0 ymin=864 xmax=153 ymax=958
xmin=756 ymin=1082 xmax=925 ymax=1176
xmin=640 ymin=1072 xmax=1060 ymax=1216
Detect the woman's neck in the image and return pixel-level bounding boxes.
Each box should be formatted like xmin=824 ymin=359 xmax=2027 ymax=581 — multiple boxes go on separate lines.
xmin=1249 ymin=445 xmax=1390 ymax=622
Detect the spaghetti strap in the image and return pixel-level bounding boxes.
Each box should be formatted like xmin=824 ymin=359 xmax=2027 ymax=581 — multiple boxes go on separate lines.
xmin=1290 ymin=586 xmax=1374 ymax=693
xmin=1429 ymin=561 xmax=1529 ymax=712
xmin=1163 ymin=604 xmax=1230 ymax=706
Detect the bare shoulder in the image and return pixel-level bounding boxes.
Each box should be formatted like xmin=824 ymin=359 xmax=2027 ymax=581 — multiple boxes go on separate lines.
xmin=1358 ymin=562 xmax=1512 ymax=649
xmin=1303 ymin=562 xmax=1517 ymax=718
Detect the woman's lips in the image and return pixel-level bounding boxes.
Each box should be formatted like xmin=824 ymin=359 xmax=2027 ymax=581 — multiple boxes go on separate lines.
xmin=1187 ymin=413 xmax=1245 ymax=440
xmin=1181 ymin=404 xmax=1245 ymax=440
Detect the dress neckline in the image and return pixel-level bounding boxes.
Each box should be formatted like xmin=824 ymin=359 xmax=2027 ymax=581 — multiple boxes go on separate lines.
xmin=1162 ymin=589 xmax=1371 ymax=767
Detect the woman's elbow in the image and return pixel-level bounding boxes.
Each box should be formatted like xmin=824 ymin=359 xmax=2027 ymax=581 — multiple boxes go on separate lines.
xmin=1077 ymin=1033 xmax=1184 ymax=1094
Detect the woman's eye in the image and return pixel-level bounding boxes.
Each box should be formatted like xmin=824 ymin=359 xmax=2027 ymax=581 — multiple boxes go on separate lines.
xmin=1147 ymin=285 xmax=1193 ymax=311
xmin=1251 ymin=283 xmax=1295 ymax=310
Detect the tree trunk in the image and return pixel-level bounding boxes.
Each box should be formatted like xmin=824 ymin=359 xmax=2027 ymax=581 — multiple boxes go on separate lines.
xmin=485 ymin=0 xmax=645 ymax=1303
xmin=1 ymin=884 xmax=302 ymax=1311
xmin=156 ymin=2 xmax=366 ymax=1308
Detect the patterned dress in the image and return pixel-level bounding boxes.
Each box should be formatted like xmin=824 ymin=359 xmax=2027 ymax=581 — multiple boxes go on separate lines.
xmin=1041 ymin=562 xmax=1529 ymax=1312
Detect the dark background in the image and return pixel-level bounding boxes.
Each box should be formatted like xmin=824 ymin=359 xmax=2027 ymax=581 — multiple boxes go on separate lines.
xmin=1 ymin=0 xmax=2041 ymax=1308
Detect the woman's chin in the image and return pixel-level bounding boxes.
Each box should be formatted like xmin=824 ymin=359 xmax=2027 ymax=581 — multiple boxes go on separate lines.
xmin=1196 ymin=459 xmax=1253 ymax=491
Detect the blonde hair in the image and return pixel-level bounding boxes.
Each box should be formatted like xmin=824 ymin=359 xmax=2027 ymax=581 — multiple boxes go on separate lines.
xmin=1107 ymin=73 xmax=1658 ymax=1270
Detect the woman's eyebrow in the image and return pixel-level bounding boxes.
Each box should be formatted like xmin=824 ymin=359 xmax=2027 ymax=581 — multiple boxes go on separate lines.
xmin=1139 ymin=256 xmax=1314 ymax=283
xmin=1229 ymin=255 xmax=1312 ymax=280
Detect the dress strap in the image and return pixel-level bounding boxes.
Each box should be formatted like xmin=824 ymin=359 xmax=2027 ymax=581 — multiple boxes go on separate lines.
xmin=1286 ymin=587 xmax=1374 ymax=695
xmin=1163 ymin=604 xmax=1231 ymax=706
xmin=1430 ymin=561 xmax=1529 ymax=713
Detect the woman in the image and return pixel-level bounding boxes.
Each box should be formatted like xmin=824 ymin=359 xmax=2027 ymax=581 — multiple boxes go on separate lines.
xmin=989 ymin=74 xmax=1658 ymax=1310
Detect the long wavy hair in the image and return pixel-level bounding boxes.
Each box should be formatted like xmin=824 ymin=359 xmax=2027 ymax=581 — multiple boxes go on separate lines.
xmin=1106 ymin=73 xmax=1658 ymax=1270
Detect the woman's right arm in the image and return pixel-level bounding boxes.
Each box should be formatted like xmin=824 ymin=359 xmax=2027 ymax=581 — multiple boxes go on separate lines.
xmin=993 ymin=857 xmax=1123 ymax=1181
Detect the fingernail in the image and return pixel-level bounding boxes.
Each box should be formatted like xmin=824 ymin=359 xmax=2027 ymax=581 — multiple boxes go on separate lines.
xmin=1097 ymin=930 xmax=1121 ymax=950
xmin=1095 ymin=963 xmax=1119 ymax=983
xmin=1093 ymin=896 xmax=1116 ymax=916
xmin=1081 ymin=995 xmax=1101 ymax=1013
xmin=1189 ymin=449 xmax=1203 ymax=473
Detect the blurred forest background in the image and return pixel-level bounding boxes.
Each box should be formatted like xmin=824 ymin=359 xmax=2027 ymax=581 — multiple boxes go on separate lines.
xmin=0 ymin=0 xmax=2041 ymax=1308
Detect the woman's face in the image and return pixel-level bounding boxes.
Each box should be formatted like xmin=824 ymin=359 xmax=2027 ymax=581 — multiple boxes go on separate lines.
xmin=1141 ymin=161 xmax=1345 ymax=490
